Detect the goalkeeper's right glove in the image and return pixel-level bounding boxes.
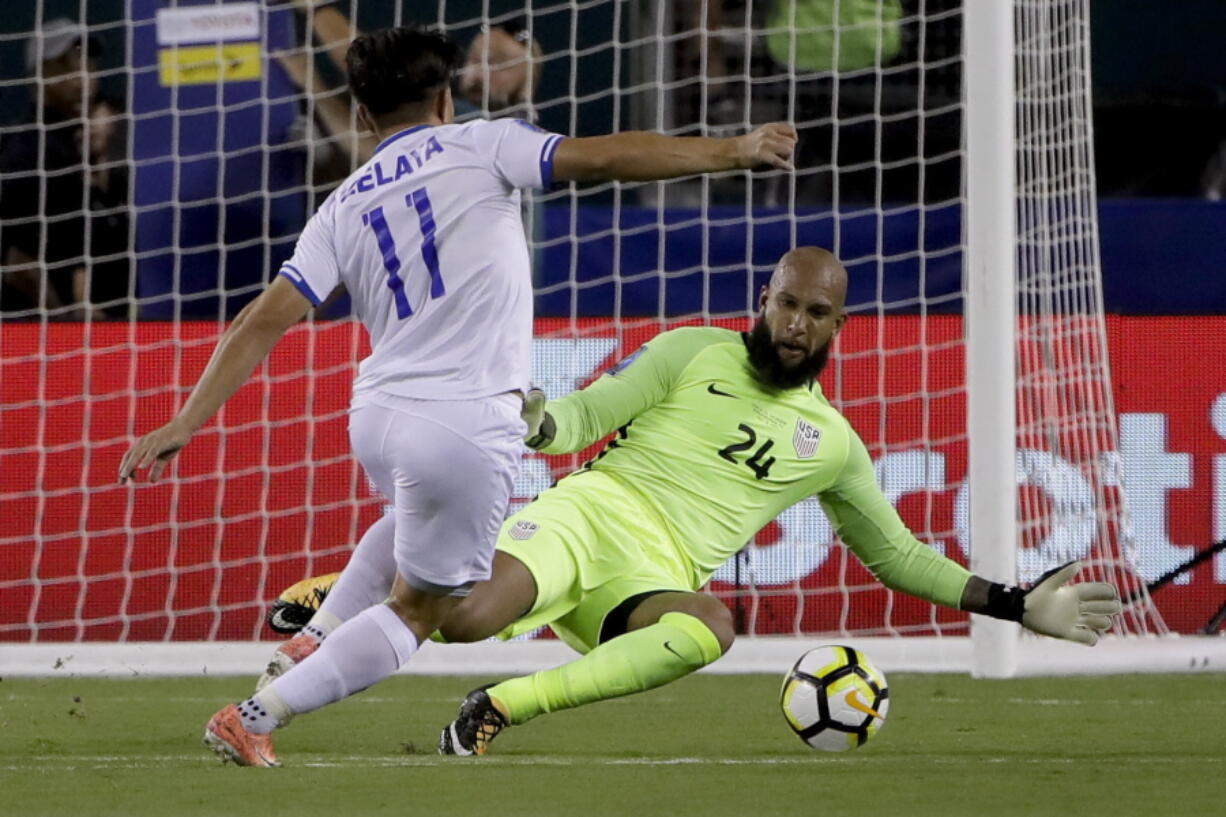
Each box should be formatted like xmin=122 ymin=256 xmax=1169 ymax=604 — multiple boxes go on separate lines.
xmin=982 ymin=561 xmax=1122 ymax=646
xmin=266 ymin=572 xmax=340 ymax=634
xmin=522 ymin=388 xmax=555 ymax=450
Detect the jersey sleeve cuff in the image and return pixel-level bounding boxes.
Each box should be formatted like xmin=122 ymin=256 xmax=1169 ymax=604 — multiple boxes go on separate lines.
xmin=278 ymin=264 xmax=323 ymax=306
xmin=538 ymin=135 xmax=564 ymax=189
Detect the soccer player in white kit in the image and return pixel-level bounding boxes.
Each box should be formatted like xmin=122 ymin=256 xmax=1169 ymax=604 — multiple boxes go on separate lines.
xmin=118 ymin=27 xmax=797 ymax=767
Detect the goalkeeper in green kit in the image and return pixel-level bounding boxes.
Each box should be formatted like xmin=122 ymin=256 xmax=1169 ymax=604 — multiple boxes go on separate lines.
xmin=265 ymin=246 xmax=1122 ymax=756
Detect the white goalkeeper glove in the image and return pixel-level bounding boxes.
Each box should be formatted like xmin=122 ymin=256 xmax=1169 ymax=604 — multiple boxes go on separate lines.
xmin=979 ymin=561 xmax=1122 ymax=645
xmin=1019 ymin=561 xmax=1122 ymax=645
xmin=521 ymin=388 xmax=554 ymax=450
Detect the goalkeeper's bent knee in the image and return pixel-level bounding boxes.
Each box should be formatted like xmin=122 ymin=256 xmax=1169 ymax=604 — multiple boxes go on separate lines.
xmin=657 ymin=611 xmax=725 ymax=669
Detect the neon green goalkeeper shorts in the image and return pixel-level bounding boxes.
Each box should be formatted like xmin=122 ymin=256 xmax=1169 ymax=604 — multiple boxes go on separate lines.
xmin=493 ymin=470 xmax=693 ymax=654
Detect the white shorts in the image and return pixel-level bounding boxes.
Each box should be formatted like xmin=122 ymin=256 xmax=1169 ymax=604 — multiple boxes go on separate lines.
xmin=348 ymin=390 xmax=524 ymax=594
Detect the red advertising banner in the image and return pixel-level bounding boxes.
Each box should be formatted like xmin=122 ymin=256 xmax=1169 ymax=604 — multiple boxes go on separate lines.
xmin=0 ymin=317 xmax=1222 ymax=640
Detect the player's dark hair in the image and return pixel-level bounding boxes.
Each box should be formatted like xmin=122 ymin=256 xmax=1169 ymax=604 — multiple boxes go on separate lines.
xmin=346 ymin=27 xmax=462 ymax=119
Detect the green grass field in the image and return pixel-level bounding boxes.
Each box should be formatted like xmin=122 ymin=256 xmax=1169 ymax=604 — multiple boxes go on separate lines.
xmin=1 ymin=672 xmax=1221 ymax=817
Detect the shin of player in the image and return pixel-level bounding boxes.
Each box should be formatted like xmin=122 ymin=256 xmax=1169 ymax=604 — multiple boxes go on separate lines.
xmin=441 ymin=558 xmax=732 ymax=756
xmin=255 ymin=513 xmax=396 ymax=691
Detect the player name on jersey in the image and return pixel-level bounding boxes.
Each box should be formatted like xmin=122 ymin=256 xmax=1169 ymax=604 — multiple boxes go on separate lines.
xmin=337 ymin=136 xmax=445 ymax=204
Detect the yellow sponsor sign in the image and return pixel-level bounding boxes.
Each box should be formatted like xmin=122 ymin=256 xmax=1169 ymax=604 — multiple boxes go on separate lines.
xmin=158 ymin=43 xmax=262 ymax=86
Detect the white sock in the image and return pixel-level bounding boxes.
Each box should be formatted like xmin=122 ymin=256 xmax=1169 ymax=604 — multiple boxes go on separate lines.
xmin=247 ymin=603 xmax=418 ymax=733
xmin=301 ymin=610 xmax=342 ymax=644
xmin=313 ymin=512 xmax=397 ymax=632
xmin=236 ymin=693 xmax=283 ymax=734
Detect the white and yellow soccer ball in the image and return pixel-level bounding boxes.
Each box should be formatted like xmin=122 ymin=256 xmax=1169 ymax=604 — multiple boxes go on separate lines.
xmin=779 ymin=645 xmax=889 ymax=752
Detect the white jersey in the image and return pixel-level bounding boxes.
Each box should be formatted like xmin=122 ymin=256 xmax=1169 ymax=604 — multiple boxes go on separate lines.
xmin=278 ymin=118 xmax=564 ymax=400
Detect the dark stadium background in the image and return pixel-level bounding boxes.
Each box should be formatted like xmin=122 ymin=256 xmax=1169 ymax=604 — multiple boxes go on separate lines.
xmin=1 ymin=0 xmax=1223 ymax=315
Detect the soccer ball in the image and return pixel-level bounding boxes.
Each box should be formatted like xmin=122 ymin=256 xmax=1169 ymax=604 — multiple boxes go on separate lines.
xmin=779 ymin=645 xmax=889 ymax=751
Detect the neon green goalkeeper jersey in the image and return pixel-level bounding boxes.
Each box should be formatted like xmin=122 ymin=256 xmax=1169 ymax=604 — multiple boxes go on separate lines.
xmin=541 ymin=326 xmax=971 ymax=608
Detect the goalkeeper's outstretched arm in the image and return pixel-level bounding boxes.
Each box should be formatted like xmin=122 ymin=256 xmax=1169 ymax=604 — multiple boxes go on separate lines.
xmin=522 ymin=364 xmax=656 ymax=454
xmin=522 ymin=328 xmax=725 ymax=453
xmin=822 ymin=430 xmax=1122 ymax=646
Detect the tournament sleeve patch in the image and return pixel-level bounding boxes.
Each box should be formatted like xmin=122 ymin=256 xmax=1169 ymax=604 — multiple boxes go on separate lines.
xmin=607 ymin=345 xmax=647 ymax=375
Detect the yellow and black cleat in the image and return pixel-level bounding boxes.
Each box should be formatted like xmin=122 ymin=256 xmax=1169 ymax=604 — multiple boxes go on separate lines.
xmin=438 ymin=685 xmax=509 ymax=756
xmin=266 ymin=572 xmax=340 ymax=634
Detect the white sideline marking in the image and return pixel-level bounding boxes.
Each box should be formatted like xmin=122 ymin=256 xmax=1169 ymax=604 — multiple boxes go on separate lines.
xmin=1 ymin=695 xmax=457 ymax=705
xmin=1005 ymin=698 xmax=1226 ymax=706
xmin=9 ymin=636 xmax=1226 ymax=677
xmin=4 ymin=753 xmax=1217 ymax=771
xmin=0 ymin=755 xmax=840 ymax=771
xmin=301 ymin=757 xmax=842 ymax=768
xmin=929 ymin=697 xmax=1226 ymax=706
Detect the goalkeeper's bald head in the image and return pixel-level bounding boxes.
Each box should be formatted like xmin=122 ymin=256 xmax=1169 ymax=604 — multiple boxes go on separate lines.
xmin=748 ymin=247 xmax=849 ymax=390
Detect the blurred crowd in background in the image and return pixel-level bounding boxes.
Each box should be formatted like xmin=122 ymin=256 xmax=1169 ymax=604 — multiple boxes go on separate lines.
xmin=0 ymin=0 xmax=1223 ymax=319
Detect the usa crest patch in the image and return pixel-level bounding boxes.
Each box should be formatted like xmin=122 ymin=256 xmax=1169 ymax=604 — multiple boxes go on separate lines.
xmin=508 ymin=520 xmax=539 ymax=540
xmin=793 ymin=419 xmax=822 ymax=459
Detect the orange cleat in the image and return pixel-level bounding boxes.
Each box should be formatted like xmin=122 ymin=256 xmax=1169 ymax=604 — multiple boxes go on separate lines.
xmin=203 ymin=704 xmax=281 ymax=767
xmin=255 ymin=634 xmax=320 ymax=692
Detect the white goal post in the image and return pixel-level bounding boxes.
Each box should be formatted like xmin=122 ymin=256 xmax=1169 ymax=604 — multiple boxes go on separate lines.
xmin=3 ymin=0 xmax=1224 ymax=678
xmin=964 ymin=0 xmax=1020 ymax=677
xmin=965 ymin=0 xmax=1224 ymax=675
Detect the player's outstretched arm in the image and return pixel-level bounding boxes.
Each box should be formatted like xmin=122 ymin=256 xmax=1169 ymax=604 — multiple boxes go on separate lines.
xmin=551 ymin=123 xmax=797 ymax=183
xmin=118 ymin=277 xmax=312 ymax=483
xmin=961 ymin=562 xmax=1122 ymax=646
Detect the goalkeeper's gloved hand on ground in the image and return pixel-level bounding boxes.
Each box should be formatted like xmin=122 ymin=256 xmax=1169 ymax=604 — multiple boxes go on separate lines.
xmin=984 ymin=561 xmax=1122 ymax=645
xmin=521 ymin=388 xmax=555 ymax=450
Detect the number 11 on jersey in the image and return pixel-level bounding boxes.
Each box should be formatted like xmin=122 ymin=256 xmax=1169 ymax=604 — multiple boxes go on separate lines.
xmin=361 ymin=186 xmax=445 ymax=319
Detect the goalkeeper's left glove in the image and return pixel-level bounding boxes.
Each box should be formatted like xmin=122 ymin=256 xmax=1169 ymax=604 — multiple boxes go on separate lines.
xmin=983 ymin=561 xmax=1122 ymax=646
xmin=522 ymin=388 xmax=555 ymax=450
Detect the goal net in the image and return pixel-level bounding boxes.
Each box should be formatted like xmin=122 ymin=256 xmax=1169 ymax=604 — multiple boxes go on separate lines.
xmin=1 ymin=0 xmax=1219 ymax=676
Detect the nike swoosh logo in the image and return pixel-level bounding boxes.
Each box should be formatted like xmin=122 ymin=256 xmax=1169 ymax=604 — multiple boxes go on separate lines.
xmin=268 ymin=609 xmax=294 ymax=630
xmin=844 ymin=690 xmax=884 ymax=720
xmin=707 ymin=383 xmax=737 ymax=398
xmin=663 ymin=641 xmax=686 ymax=661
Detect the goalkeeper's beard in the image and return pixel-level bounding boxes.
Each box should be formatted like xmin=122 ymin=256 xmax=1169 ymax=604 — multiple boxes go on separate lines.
xmin=746 ymin=317 xmax=831 ymax=390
